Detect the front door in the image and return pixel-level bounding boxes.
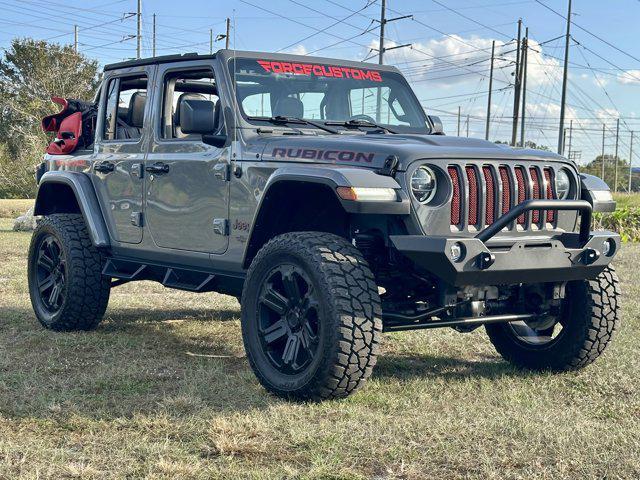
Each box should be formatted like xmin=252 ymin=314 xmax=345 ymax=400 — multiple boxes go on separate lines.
xmin=144 ymin=63 xmax=230 ymax=254
xmin=92 ymin=67 xmax=154 ymax=244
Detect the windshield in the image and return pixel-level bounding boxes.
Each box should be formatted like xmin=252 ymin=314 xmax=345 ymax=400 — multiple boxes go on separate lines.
xmin=230 ymin=57 xmax=430 ymax=134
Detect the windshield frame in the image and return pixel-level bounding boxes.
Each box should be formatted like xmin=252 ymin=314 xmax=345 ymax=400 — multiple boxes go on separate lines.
xmin=227 ymin=56 xmax=432 ymax=135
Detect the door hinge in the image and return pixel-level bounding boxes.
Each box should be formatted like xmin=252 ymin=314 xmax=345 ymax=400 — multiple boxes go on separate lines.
xmin=130 ymin=211 xmax=143 ymax=227
xmin=213 ymin=218 xmax=228 ymax=236
xmin=213 ymin=163 xmax=230 ymax=182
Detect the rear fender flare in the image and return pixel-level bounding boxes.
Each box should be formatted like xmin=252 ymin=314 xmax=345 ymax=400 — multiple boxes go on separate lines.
xmin=34 ymin=171 xmax=110 ymax=247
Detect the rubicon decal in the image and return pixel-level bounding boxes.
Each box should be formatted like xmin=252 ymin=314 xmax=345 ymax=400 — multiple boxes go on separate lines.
xmin=257 ymin=60 xmax=382 ymax=82
xmin=272 ymin=148 xmax=374 ymax=163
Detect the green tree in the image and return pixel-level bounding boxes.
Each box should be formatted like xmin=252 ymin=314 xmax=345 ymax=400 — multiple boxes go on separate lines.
xmin=0 ymin=38 xmax=99 ymax=198
xmin=580 ymin=154 xmax=638 ymax=192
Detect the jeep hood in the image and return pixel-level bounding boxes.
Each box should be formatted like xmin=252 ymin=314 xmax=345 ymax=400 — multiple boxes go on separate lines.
xmin=256 ymin=133 xmax=566 ymax=171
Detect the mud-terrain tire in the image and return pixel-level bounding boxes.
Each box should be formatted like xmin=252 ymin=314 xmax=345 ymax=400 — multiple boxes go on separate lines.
xmin=28 ymin=214 xmax=111 ymax=331
xmin=241 ymin=232 xmax=382 ymax=401
xmin=486 ymin=266 xmax=620 ymax=371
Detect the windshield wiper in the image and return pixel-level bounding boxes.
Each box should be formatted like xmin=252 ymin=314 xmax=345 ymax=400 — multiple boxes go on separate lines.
xmin=325 ymin=119 xmax=397 ymax=134
xmin=248 ymin=115 xmax=340 ymax=134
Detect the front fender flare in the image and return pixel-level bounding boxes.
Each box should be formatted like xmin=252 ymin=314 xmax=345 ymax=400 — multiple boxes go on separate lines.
xmin=241 ymin=166 xmax=409 ymax=268
xmin=260 ymin=165 xmax=410 ymax=215
xmin=34 ymin=171 xmax=110 ymax=247
xmin=580 ymin=173 xmax=616 ymax=213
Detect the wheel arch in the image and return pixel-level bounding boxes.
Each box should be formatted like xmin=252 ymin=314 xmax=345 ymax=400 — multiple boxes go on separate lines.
xmin=242 ymin=166 xmax=408 ymax=269
xmin=34 ymin=171 xmax=110 ymax=248
xmin=242 ymin=178 xmax=349 ymax=269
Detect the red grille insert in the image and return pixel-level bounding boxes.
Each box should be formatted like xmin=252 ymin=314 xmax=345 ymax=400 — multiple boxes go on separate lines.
xmin=466 ymin=166 xmax=479 ymax=226
xmin=515 ymin=167 xmax=527 ymax=224
xmin=530 ymin=167 xmax=541 ymax=224
xmin=544 ymin=168 xmax=556 ymax=223
xmin=499 ymin=166 xmax=511 ymax=215
xmin=483 ymin=166 xmax=495 ymax=225
xmin=448 ymin=167 xmax=461 ymax=226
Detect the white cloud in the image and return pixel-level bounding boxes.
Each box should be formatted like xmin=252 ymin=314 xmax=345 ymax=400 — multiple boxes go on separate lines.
xmin=595 ymin=108 xmax=620 ymax=121
xmin=618 ymin=70 xmax=640 ymax=85
xmin=284 ymin=44 xmax=308 ymax=56
xmin=371 ymin=35 xmax=561 ymax=88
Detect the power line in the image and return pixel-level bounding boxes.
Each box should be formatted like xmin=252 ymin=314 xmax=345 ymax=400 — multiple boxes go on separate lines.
xmin=534 ymin=0 xmax=640 ymax=64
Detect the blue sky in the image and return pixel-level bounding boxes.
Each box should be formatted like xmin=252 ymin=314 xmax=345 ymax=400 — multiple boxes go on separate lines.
xmin=2 ymin=0 xmax=640 ymax=164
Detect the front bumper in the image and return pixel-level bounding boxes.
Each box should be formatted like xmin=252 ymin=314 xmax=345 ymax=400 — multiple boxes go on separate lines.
xmin=391 ymin=199 xmax=620 ymax=286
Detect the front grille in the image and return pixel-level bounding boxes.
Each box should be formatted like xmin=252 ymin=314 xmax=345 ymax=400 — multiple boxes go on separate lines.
xmin=447 ymin=163 xmax=559 ymax=232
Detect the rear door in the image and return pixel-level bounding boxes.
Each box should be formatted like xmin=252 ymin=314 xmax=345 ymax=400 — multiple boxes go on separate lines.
xmin=144 ymin=61 xmax=230 ymax=254
xmin=92 ymin=66 xmax=154 ymax=244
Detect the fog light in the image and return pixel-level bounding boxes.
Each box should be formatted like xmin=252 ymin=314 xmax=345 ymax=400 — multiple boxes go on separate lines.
xmin=450 ymin=242 xmax=464 ymax=262
xmin=602 ymin=238 xmax=615 ymax=257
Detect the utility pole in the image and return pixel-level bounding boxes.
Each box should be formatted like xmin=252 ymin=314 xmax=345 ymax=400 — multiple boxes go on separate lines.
xmin=466 ymin=115 xmax=470 ymax=137
xmin=511 ymin=19 xmax=522 ymax=146
xmin=210 ymin=29 xmax=213 ymax=54
xmin=74 ymin=25 xmax=78 ymax=53
xmin=614 ymin=118 xmax=620 ymax=192
xmin=557 ymin=0 xmax=572 ymax=154
xmin=225 ymin=18 xmax=231 ymax=49
xmin=152 ymin=13 xmax=156 ymax=57
xmin=520 ymin=29 xmax=528 ymax=147
xmin=629 ymin=131 xmax=634 ymax=193
xmin=457 ymin=106 xmax=461 ymax=136
xmin=378 ymin=0 xmax=386 ymax=65
xmin=601 ymin=123 xmax=606 ymax=181
xmin=136 ymin=0 xmax=142 ymax=59
xmin=567 ymin=120 xmax=573 ymax=158
xmin=485 ymin=40 xmax=495 ymax=141
xmin=613 ymin=118 xmax=620 ymax=193
xmin=374 ymin=0 xmax=411 ymax=121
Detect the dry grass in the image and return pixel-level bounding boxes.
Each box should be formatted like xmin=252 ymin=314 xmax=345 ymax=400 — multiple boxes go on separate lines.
xmin=0 ymin=199 xmax=33 ymax=219
xmin=0 ymin=203 xmax=639 ymax=479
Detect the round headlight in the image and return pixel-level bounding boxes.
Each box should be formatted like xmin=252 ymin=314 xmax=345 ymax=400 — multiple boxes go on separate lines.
xmin=411 ymin=166 xmax=437 ymax=204
xmin=555 ymin=169 xmax=571 ymax=199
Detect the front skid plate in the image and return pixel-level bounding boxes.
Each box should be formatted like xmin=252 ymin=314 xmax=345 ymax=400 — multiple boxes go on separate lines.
xmin=390 ymin=231 xmax=620 ymax=286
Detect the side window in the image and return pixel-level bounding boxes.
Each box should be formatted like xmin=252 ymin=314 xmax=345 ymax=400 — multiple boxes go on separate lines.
xmin=242 ymin=92 xmax=272 ymax=117
xmin=297 ymin=92 xmax=325 ymax=119
xmin=349 ymin=86 xmax=409 ymax=126
xmin=161 ymin=69 xmax=219 ymax=140
xmin=102 ymin=74 xmax=148 ymax=141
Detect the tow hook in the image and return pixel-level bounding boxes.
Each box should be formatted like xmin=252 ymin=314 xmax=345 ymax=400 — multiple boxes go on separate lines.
xmin=477 ymin=251 xmax=496 ymax=269
xmin=582 ymin=248 xmax=600 ymax=265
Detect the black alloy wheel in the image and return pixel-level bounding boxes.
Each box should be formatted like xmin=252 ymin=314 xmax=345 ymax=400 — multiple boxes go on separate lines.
xmin=33 ymin=234 xmax=67 ymax=313
xmin=257 ymin=264 xmax=321 ymax=374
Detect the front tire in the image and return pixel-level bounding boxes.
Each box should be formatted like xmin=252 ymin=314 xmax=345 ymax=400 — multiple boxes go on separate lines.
xmin=486 ymin=266 xmax=620 ymax=371
xmin=241 ymin=232 xmax=382 ymax=401
xmin=28 ymin=214 xmax=111 ymax=331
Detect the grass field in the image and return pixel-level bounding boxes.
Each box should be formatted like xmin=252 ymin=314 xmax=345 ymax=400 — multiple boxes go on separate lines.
xmin=613 ymin=192 xmax=640 ymax=209
xmin=0 ymin=205 xmax=639 ymax=479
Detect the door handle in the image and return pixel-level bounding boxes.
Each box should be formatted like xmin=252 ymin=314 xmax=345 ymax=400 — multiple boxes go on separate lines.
xmin=94 ymin=161 xmax=115 ymax=173
xmin=145 ymin=162 xmax=170 ymax=174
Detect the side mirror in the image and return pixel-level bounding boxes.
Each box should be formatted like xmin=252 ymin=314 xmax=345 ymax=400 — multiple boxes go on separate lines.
xmin=202 ymin=134 xmax=228 ymax=148
xmin=428 ymin=115 xmax=445 ymax=135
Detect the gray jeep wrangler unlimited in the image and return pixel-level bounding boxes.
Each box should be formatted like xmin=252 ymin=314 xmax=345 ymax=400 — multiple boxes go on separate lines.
xmin=29 ymin=50 xmax=620 ymax=401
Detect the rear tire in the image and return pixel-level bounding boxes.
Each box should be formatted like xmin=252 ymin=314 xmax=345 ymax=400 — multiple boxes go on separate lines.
xmin=486 ymin=266 xmax=620 ymax=371
xmin=28 ymin=214 xmax=111 ymax=331
xmin=241 ymin=232 xmax=382 ymax=401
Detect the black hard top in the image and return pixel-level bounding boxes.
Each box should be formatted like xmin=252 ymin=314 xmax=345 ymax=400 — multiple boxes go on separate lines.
xmin=103 ymin=49 xmax=401 ymax=73
xmin=104 ymin=52 xmax=216 ymax=71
